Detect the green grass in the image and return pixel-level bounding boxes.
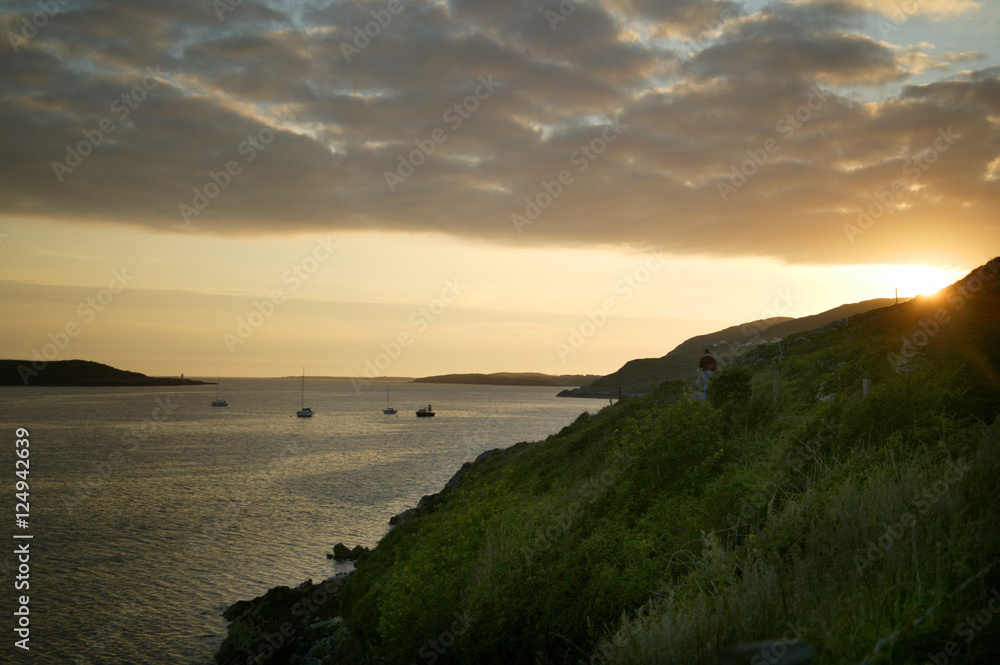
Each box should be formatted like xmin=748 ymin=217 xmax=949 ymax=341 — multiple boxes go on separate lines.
xmin=308 ymin=262 xmax=1000 ymax=665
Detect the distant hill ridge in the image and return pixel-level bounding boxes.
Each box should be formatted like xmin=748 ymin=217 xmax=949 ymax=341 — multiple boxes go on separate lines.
xmin=413 ymin=372 xmax=599 ymax=387
xmin=0 ymin=359 xmax=210 ymax=386
xmin=561 ymin=297 xmax=903 ymax=397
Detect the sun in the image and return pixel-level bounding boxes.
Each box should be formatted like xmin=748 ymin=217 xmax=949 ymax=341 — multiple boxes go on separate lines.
xmin=877 ymin=264 xmax=968 ymax=298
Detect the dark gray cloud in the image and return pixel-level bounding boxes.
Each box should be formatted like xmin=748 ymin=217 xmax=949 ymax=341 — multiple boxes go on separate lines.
xmin=0 ymin=0 xmax=997 ymax=265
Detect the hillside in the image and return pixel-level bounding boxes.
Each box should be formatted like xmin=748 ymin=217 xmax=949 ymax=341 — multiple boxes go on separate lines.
xmin=215 ymin=260 xmax=1000 ymax=665
xmin=561 ymin=297 xmax=902 ymax=398
xmin=0 ymin=359 xmax=210 ymax=386
xmin=412 ymin=372 xmax=599 ymax=387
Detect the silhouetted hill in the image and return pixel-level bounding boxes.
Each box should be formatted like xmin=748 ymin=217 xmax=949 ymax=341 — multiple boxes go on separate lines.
xmin=0 ymin=359 xmax=210 ymax=386
xmin=561 ymin=297 xmax=902 ymax=397
xmin=413 ymin=372 xmax=598 ymax=387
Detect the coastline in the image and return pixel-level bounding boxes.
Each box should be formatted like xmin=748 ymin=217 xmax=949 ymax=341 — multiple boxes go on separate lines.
xmin=214 ymin=447 xmax=504 ymax=664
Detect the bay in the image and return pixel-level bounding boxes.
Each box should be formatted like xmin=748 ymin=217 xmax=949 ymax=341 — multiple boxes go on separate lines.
xmin=0 ymin=379 xmax=606 ymax=664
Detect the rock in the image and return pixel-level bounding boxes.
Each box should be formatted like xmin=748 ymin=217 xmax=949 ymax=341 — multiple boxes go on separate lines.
xmin=328 ymin=543 xmax=369 ymax=561
xmin=717 ymin=639 xmax=814 ymax=665
xmin=215 ymin=576 xmax=347 ymax=665
xmin=388 ymin=448 xmax=506 ymax=527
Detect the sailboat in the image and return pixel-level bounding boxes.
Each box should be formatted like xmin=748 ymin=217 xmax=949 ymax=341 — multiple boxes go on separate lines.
xmin=296 ymin=368 xmax=313 ymax=417
xmin=383 ymin=383 xmax=397 ymax=415
xmin=212 ymin=375 xmax=228 ymax=407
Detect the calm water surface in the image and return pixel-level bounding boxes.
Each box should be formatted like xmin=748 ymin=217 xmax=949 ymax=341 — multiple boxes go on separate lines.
xmin=0 ymin=378 xmax=606 ymax=664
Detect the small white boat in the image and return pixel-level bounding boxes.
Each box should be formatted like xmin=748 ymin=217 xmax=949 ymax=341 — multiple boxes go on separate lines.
xmin=296 ymin=368 xmax=313 ymax=417
xmin=383 ymin=383 xmax=397 ymax=415
xmin=212 ymin=375 xmax=228 ymax=407
xmin=416 ymin=404 xmax=435 ymax=418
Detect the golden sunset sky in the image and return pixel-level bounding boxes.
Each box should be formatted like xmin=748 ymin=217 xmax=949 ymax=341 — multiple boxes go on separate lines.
xmin=1 ymin=0 xmax=997 ymax=377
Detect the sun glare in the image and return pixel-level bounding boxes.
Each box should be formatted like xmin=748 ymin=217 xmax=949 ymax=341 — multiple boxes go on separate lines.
xmin=879 ymin=264 xmax=968 ymax=298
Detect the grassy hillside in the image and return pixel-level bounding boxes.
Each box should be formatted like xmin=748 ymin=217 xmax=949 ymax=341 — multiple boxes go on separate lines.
xmin=563 ymin=298 xmax=901 ymax=397
xmin=216 ymin=261 xmax=999 ymax=665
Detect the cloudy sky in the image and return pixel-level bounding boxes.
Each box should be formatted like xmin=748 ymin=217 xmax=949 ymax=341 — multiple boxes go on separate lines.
xmin=1 ymin=0 xmax=997 ymax=378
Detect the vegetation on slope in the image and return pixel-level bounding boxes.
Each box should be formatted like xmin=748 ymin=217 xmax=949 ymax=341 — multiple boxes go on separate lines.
xmin=217 ymin=259 xmax=1000 ymax=665
xmin=562 ymin=297 xmax=901 ymax=398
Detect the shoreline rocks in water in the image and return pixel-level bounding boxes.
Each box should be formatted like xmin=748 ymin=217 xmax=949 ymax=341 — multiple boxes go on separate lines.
xmin=389 ymin=448 xmax=500 ymax=526
xmin=215 ymin=576 xmax=349 ymax=665
xmin=216 ymin=445 xmax=506 ymax=664
xmin=327 ymin=543 xmax=369 ymax=561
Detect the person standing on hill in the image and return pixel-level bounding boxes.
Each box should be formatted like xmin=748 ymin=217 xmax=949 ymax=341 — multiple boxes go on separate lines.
xmin=698 ymin=349 xmax=718 ymax=391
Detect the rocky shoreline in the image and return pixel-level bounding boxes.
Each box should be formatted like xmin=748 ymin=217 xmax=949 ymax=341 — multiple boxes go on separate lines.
xmin=214 ymin=447 xmax=503 ymax=664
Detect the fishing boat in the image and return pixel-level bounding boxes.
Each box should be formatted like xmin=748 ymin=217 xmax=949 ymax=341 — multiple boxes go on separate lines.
xmin=416 ymin=404 xmax=435 ymax=418
xmin=383 ymin=383 xmax=397 ymax=415
xmin=211 ymin=375 xmax=228 ymax=407
xmin=296 ymin=368 xmax=313 ymax=417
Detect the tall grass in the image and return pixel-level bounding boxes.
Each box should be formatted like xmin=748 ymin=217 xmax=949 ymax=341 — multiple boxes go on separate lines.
xmin=601 ymin=419 xmax=1000 ymax=664
xmin=328 ymin=298 xmax=1000 ymax=665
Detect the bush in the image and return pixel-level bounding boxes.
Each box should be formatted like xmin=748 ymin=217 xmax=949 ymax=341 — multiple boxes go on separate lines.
xmin=707 ymin=366 xmax=752 ymax=409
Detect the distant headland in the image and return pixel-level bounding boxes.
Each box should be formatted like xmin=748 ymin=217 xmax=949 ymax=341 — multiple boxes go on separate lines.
xmin=412 ymin=372 xmax=598 ymax=387
xmin=0 ymin=359 xmax=211 ymax=387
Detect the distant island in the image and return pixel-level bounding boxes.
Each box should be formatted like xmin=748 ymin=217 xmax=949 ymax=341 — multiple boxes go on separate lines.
xmin=0 ymin=359 xmax=211 ymax=387
xmin=413 ymin=372 xmax=599 ymax=387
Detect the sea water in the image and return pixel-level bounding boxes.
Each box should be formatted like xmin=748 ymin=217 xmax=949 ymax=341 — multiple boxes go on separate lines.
xmin=0 ymin=379 xmax=605 ymax=664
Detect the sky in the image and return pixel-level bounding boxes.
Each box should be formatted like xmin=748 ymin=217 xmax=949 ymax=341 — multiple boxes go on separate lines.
xmin=0 ymin=0 xmax=997 ymax=378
